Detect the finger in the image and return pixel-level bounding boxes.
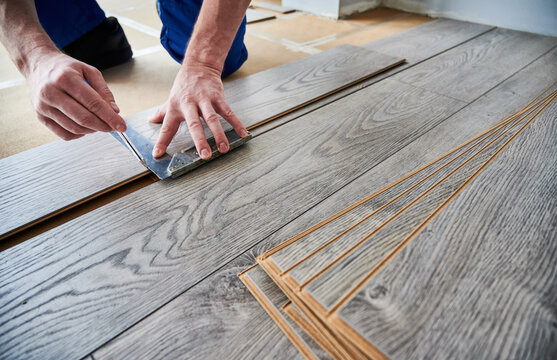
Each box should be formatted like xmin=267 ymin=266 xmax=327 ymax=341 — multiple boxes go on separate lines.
xmin=82 ymin=65 xmax=120 ymax=114
xmin=45 ymin=88 xmax=113 ymax=132
xmin=40 ymin=105 xmax=95 ymax=135
xmin=149 ymin=104 xmax=167 ymax=123
xmin=65 ymin=73 xmax=126 ymax=132
xmin=183 ymin=103 xmax=211 ymax=160
xmin=214 ymin=99 xmax=248 ymax=138
xmin=37 ymin=114 xmax=83 ymax=141
xmin=153 ymin=108 xmax=183 ymax=158
xmin=198 ymin=101 xmax=229 ymax=154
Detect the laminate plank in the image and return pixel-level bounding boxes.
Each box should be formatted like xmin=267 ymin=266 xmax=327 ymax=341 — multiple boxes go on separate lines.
xmin=0 ymin=132 xmax=146 ymax=239
xmin=362 ymin=18 xmax=493 ymax=63
xmin=305 ymin=103 xmax=542 ymax=310
xmin=128 ymin=45 xmax=404 ymax=156
xmin=92 ymin=39 xmax=557 ymax=360
xmin=392 ymin=28 xmax=557 ymax=102
xmin=0 ymin=19 xmax=489 ymax=240
xmin=267 ymin=117 xmax=511 ymax=276
xmin=246 ymin=8 xmax=276 ymax=24
xmin=0 ymin=79 xmax=463 ymax=360
xmin=336 ymin=94 xmax=557 ymax=360
xmin=240 ymin=264 xmax=329 ymax=360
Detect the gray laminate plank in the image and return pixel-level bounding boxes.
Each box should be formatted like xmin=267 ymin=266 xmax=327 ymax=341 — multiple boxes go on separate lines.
xmin=246 ymin=8 xmax=275 ymax=24
xmin=392 ymin=28 xmax=557 ymax=102
xmin=306 ymin=107 xmax=537 ymax=310
xmin=92 ymin=39 xmax=557 ymax=360
xmin=362 ymin=18 xmax=493 ymax=63
xmin=337 ymin=93 xmax=557 ymax=360
xmin=0 ymin=132 xmax=146 ymax=238
xmin=129 ymin=45 xmax=404 ymax=156
xmin=268 ymin=118 xmax=510 ymax=275
xmin=0 ymin=78 xmax=464 ymax=360
xmin=0 ymin=19 xmax=489 ymax=240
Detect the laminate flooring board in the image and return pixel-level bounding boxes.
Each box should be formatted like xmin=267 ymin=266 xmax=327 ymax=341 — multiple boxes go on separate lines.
xmin=91 ymin=36 xmax=557 ymax=360
xmin=392 ymin=28 xmax=557 ymax=102
xmin=362 ymin=19 xmax=493 ymax=64
xmin=0 ymin=19 xmax=489 ymax=239
xmin=96 ymin=254 xmax=304 ymax=360
xmin=128 ymin=45 xmax=405 ymax=156
xmin=246 ymin=8 xmax=276 ymax=24
xmin=0 ymin=132 xmax=146 ymax=239
xmin=266 ymin=114 xmax=522 ymax=288
xmin=336 ymin=94 xmax=557 ymax=360
xmin=0 ymin=79 xmax=464 ymax=360
xmin=304 ymin=103 xmax=544 ymax=311
xmin=240 ymin=265 xmax=330 ymax=360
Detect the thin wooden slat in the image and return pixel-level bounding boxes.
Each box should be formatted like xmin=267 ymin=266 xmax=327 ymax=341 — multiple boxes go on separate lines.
xmin=246 ymin=8 xmax=276 ymax=24
xmin=239 ymin=265 xmax=329 ymax=360
xmin=0 ymin=19 xmax=490 ymax=240
xmin=0 ymin=78 xmax=464 ymax=360
xmin=335 ymin=96 xmax=557 ymax=360
xmin=94 ymin=38 xmax=557 ymax=360
xmin=0 ymin=45 xmax=403 ymax=239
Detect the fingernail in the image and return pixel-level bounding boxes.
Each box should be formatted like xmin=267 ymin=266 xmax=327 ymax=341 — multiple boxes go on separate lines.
xmin=240 ymin=129 xmax=248 ymax=138
xmin=201 ymin=148 xmax=210 ymax=159
xmin=117 ymin=123 xmax=126 ymax=132
xmin=110 ymin=102 xmax=120 ymax=113
xmin=153 ymin=146 xmax=162 ymax=158
xmin=219 ymin=142 xmax=228 ymax=153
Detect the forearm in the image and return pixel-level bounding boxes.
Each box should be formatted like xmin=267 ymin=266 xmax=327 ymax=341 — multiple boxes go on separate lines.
xmin=0 ymin=0 xmax=59 ymax=77
xmin=183 ymin=0 xmax=250 ymax=73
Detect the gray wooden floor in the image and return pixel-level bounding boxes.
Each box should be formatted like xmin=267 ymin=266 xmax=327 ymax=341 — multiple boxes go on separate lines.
xmin=0 ymin=19 xmax=555 ymax=360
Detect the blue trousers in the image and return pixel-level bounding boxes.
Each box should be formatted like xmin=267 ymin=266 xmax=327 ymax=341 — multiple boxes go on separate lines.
xmin=35 ymin=0 xmax=248 ymax=77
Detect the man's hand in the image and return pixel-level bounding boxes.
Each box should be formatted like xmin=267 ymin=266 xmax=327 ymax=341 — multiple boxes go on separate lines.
xmin=150 ymin=64 xmax=247 ymax=159
xmin=27 ymin=49 xmax=126 ymax=140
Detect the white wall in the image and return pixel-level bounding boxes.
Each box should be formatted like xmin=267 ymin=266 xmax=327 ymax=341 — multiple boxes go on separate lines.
xmin=284 ymin=0 xmax=556 ymax=37
xmin=384 ymin=0 xmax=557 ymax=36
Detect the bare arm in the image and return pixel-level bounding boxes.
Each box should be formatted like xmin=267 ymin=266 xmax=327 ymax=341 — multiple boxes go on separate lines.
xmin=150 ymin=0 xmax=251 ymax=159
xmin=0 ymin=0 xmax=125 ymax=140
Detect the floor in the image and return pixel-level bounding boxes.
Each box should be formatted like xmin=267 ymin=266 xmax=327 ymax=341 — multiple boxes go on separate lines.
xmin=2 ymin=3 xmax=555 ymax=360
xmin=0 ymin=0 xmax=430 ymax=158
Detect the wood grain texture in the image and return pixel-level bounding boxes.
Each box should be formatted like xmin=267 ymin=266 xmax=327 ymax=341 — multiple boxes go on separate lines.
xmin=306 ymin=103 xmax=542 ymax=310
xmin=92 ymin=34 xmax=557 ymax=360
xmin=0 ymin=19 xmax=488 ymax=240
xmin=129 ymin=45 xmax=404 ymax=156
xmin=0 ymin=77 xmax=463 ymax=360
xmin=0 ymin=132 xmax=147 ymax=239
xmin=337 ymin=96 xmax=557 ymax=360
xmin=392 ymin=28 xmax=557 ymax=102
xmin=268 ymin=118 xmax=509 ymax=277
xmin=362 ymin=19 xmax=493 ymax=63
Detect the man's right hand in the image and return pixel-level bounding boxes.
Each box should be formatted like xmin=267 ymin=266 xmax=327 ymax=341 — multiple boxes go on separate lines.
xmin=26 ymin=49 xmax=126 ymax=140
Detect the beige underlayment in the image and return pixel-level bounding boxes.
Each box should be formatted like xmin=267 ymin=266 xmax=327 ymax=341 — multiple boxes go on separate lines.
xmin=0 ymin=1 xmax=430 ymax=159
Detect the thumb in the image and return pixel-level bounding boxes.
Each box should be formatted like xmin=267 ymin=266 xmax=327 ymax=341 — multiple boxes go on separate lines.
xmin=82 ymin=65 xmax=120 ymax=113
